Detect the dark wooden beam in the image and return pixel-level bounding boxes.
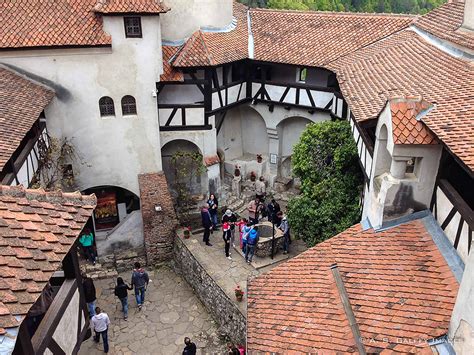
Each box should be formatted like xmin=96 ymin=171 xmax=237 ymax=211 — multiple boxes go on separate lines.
xmin=438 ymin=179 xmax=474 ymax=229
xmin=306 ymin=89 xmax=316 ymax=108
xmin=160 ymin=124 xmax=213 ymax=131
xmin=279 ymin=87 xmax=290 ymax=103
xmin=164 ymin=108 xmax=178 ymax=126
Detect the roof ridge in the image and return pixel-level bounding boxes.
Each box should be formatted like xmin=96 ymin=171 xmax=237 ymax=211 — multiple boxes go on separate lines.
xmin=250 ymin=7 xmax=418 ymax=19
xmin=0 ymin=185 xmax=97 ymax=206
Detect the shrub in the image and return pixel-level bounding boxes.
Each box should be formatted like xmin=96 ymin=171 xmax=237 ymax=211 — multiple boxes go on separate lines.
xmin=288 ymin=120 xmax=363 ymax=246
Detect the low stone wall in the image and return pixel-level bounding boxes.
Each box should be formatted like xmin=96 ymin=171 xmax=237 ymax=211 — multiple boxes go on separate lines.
xmin=173 ymin=236 xmax=246 ymax=344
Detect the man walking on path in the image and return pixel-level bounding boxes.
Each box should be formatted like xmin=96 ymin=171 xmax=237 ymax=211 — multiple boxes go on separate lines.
xmin=201 ymin=204 xmax=213 ymax=246
xmin=245 ymin=226 xmax=259 ymax=263
xmin=82 ymin=274 xmax=97 ymax=317
xmin=131 ymin=262 xmax=149 ymax=310
xmin=222 ymin=209 xmax=237 ymax=247
xmin=91 ymin=307 xmax=110 ymax=353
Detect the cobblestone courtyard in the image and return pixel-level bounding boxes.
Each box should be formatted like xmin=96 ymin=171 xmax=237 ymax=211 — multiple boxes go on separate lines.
xmin=78 ymin=266 xmax=227 ymax=355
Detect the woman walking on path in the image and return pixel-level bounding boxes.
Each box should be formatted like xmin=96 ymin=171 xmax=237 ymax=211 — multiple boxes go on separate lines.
xmin=114 ymin=277 xmax=133 ymax=320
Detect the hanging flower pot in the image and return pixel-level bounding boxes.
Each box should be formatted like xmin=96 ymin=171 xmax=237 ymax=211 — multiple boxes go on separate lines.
xmin=256 ymin=154 xmax=263 ymax=163
xmin=234 ymin=165 xmax=241 ymax=177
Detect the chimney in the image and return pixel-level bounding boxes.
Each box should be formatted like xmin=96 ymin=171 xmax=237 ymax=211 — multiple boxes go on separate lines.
xmin=462 ymin=0 xmax=474 ymax=31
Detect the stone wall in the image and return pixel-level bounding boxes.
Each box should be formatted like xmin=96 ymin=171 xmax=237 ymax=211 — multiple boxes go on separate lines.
xmin=173 ymin=236 xmax=246 ymax=344
xmin=138 ymin=172 xmax=178 ymax=264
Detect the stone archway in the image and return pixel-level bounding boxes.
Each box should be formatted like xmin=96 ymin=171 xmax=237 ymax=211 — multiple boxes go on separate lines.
xmin=276 ymin=116 xmax=313 ymax=178
xmin=81 ymin=185 xmax=142 ymax=256
xmin=161 ymin=139 xmax=208 ymax=200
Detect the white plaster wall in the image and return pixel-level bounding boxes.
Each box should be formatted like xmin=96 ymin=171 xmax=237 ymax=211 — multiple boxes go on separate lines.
xmin=241 ymin=107 xmax=269 ymax=155
xmin=159 ymin=108 xmax=205 ymax=126
xmin=217 ymin=107 xmax=244 ymax=160
xmin=159 ymin=84 xmax=203 ymax=104
xmin=277 ymin=117 xmax=312 ymax=159
xmin=463 ymin=0 xmax=474 ymax=30
xmin=0 ymin=16 xmax=163 ymax=196
xmin=435 ymin=187 xmax=471 ymax=263
xmin=52 ymin=288 xmax=80 ymax=354
xmin=450 ymin=249 xmax=474 ymax=352
xmin=161 ymin=0 xmax=233 ymax=41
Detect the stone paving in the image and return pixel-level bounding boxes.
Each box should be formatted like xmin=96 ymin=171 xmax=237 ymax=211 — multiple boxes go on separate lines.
xmin=78 ymin=266 xmax=227 ymax=355
xmin=182 ymin=227 xmax=307 ymax=314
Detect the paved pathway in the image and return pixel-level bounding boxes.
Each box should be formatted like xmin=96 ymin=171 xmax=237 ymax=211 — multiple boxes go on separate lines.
xmin=78 ymin=266 xmax=227 ymax=355
xmin=183 ymin=227 xmax=307 ymax=314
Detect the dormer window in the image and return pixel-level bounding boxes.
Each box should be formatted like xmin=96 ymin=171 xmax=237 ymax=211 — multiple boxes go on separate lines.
xmin=298 ymin=68 xmax=308 ymax=82
xmin=124 ymin=17 xmax=142 ymax=38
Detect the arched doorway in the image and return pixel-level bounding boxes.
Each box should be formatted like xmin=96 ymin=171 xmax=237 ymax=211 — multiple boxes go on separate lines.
xmin=276 ymin=116 xmax=313 ymax=178
xmin=161 ymin=139 xmax=208 ymax=202
xmin=82 ymin=185 xmax=141 ymax=256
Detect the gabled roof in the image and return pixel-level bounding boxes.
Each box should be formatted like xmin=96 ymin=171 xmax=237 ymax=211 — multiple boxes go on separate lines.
xmin=250 ymin=8 xmax=415 ymax=67
xmin=247 ymin=218 xmax=459 ymax=353
xmin=0 ymin=186 xmax=96 ymax=336
xmin=329 ymin=28 xmax=474 ymax=171
xmin=171 ymin=2 xmax=248 ymax=67
xmin=93 ymin=0 xmax=169 ymax=14
xmin=415 ymin=1 xmax=474 ymax=51
xmin=388 ymin=97 xmax=438 ymax=145
xmin=0 ymin=68 xmax=55 ymax=171
xmin=0 ymin=0 xmax=112 ymax=50
xmin=161 ymin=45 xmax=185 ymax=82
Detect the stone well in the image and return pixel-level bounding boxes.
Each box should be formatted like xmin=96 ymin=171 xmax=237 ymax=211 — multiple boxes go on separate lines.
xmin=254 ymin=221 xmax=284 ymax=257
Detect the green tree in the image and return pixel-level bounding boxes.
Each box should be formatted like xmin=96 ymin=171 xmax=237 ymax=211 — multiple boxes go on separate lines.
xmin=287 ymin=120 xmax=363 ymax=246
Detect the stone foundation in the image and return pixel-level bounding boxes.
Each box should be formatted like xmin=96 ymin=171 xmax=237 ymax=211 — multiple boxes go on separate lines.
xmin=138 ymin=172 xmax=178 ymax=264
xmin=173 ymin=236 xmax=246 ymax=344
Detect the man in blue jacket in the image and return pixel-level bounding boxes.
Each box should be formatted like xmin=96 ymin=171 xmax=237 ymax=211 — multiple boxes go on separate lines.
xmin=201 ymin=204 xmax=213 ymax=246
xmin=245 ymin=226 xmax=259 ymax=263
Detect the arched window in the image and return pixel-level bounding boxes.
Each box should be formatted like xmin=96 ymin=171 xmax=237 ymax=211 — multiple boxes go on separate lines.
xmin=121 ymin=95 xmax=137 ymax=115
xmin=99 ymin=96 xmax=115 ymax=116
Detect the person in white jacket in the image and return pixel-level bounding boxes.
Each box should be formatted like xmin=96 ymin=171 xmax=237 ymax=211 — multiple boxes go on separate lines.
xmin=91 ymin=307 xmax=111 ymax=353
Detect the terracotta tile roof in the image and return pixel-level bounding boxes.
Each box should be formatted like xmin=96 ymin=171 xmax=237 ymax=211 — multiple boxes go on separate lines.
xmin=389 ymin=97 xmax=438 ymax=145
xmin=0 ymin=185 xmax=96 ymax=332
xmin=415 ymin=2 xmax=474 ymax=51
xmin=0 ymin=0 xmax=111 ymax=49
xmin=93 ymin=0 xmax=169 ymax=14
xmin=0 ymin=68 xmax=55 ymax=171
xmin=250 ymin=9 xmax=415 ymax=67
xmin=329 ymin=30 xmax=474 ymax=171
xmin=160 ymin=45 xmax=184 ymax=82
xmin=172 ymin=2 xmax=248 ymax=67
xmin=247 ymin=219 xmax=459 ymax=353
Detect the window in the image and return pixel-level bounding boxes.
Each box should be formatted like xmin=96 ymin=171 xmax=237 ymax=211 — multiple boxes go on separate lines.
xmin=124 ymin=17 xmax=142 ymax=38
xmin=405 ymin=157 xmax=421 ymax=176
xmin=121 ymin=96 xmax=137 ymax=115
xmin=99 ymin=96 xmax=115 ymax=116
xmin=298 ymin=67 xmax=308 ymax=82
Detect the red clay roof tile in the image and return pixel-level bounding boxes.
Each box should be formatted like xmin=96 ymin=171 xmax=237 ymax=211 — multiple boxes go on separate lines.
xmin=415 ymin=2 xmax=474 ymax=51
xmin=388 ymin=97 xmax=438 ymax=145
xmin=1 ymin=0 xmax=111 ymax=49
xmin=160 ymin=45 xmax=185 ymax=82
xmin=247 ymin=220 xmax=459 ymax=353
xmin=329 ymin=29 xmax=474 ymax=171
xmin=93 ymin=0 xmax=169 ymax=14
xmin=0 ymin=68 xmax=54 ymax=171
xmin=0 ymin=185 xmax=95 ymax=331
